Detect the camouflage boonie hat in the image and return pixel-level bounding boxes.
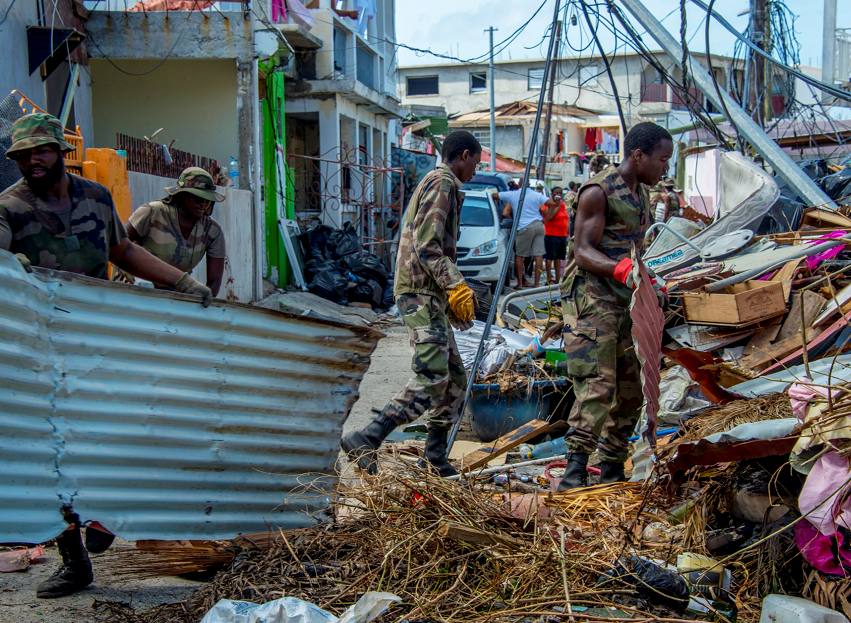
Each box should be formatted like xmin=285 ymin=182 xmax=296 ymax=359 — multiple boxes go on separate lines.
xmin=6 ymin=113 xmax=76 ymax=159
xmin=663 ymin=177 xmax=676 ymax=188
xmin=165 ymin=167 xmax=225 ymax=202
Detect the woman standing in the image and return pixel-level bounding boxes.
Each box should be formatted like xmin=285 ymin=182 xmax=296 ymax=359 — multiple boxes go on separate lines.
xmin=125 ymin=167 xmax=226 ymax=296
xmin=542 ymin=186 xmax=568 ymax=283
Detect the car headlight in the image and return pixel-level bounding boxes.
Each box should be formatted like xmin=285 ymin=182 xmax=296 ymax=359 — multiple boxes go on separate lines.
xmin=471 ymin=239 xmax=499 ymax=257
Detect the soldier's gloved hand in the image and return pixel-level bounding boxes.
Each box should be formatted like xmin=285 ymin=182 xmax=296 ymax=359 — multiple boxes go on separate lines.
xmin=613 ymin=258 xmax=669 ymax=308
xmin=447 ymin=282 xmax=477 ymax=322
xmin=14 ymin=253 xmax=32 ymax=273
xmin=448 ymin=312 xmax=474 ymax=331
xmin=174 ymin=272 xmax=213 ymax=308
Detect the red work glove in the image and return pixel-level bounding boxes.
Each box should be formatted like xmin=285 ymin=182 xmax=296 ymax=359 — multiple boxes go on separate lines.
xmin=612 ymin=258 xmax=669 ymax=308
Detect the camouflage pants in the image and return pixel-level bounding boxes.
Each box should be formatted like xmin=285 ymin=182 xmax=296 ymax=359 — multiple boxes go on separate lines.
xmin=383 ymin=293 xmax=468 ymax=429
xmin=561 ymin=278 xmax=643 ymax=462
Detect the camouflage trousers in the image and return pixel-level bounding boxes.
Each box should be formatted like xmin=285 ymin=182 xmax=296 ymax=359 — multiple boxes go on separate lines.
xmin=561 ymin=277 xmax=643 ymax=462
xmin=383 ymin=293 xmax=468 ymax=429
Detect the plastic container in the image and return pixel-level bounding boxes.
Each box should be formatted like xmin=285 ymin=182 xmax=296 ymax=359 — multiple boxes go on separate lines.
xmin=759 ymin=595 xmax=849 ymax=623
xmin=229 ymin=157 xmax=239 ymax=189
xmin=466 ymin=379 xmax=570 ymax=442
xmin=530 ymin=437 xmax=567 ymax=459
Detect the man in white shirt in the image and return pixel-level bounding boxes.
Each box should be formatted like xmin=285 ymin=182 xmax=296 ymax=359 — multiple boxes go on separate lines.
xmin=492 ymin=188 xmax=559 ymax=288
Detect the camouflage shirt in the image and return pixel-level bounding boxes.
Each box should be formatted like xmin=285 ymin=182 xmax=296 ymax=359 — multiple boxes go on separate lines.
xmin=393 ymin=163 xmax=465 ymax=300
xmin=0 ymin=174 xmax=127 ymax=279
xmin=561 ymin=166 xmax=651 ymax=307
xmin=128 ymin=199 xmax=225 ymax=273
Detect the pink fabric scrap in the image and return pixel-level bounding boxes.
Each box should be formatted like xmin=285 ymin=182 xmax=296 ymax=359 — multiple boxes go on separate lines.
xmin=272 ymin=0 xmax=287 ymax=22
xmin=795 ymin=519 xmax=851 ymax=575
xmin=799 ymin=452 xmax=851 ymax=536
xmin=788 ymin=377 xmax=841 ymax=420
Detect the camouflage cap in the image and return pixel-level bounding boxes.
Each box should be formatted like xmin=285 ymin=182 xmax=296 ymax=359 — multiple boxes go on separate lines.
xmin=663 ymin=177 xmax=676 ymax=187
xmin=165 ymin=167 xmax=225 ymax=202
xmin=6 ymin=113 xmax=76 ymax=160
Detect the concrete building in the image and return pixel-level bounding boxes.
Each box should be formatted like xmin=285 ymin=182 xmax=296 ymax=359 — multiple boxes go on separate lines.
xmin=277 ymin=0 xmax=404 ymax=230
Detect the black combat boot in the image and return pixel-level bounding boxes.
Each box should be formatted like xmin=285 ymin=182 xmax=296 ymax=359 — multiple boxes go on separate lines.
xmin=36 ymin=523 xmax=93 ymax=599
xmin=417 ymin=427 xmax=458 ymax=477
xmin=598 ymin=461 xmax=626 ymax=484
xmin=340 ymin=409 xmax=397 ymax=475
xmin=557 ymin=452 xmax=589 ymax=491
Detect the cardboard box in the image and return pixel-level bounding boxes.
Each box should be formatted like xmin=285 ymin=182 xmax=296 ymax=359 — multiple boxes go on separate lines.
xmin=681 ymin=280 xmax=787 ymax=326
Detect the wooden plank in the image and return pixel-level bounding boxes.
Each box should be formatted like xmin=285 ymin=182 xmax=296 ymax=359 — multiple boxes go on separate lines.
xmin=739 ymin=328 xmax=823 ymax=371
xmin=438 ymin=522 xmax=525 ymax=547
xmin=770 ymin=259 xmax=803 ymax=283
xmin=448 ymin=440 xmax=505 ymax=466
xmin=743 ymin=317 xmax=783 ymax=355
xmin=776 ymin=291 xmax=827 ymax=342
xmin=458 ymin=419 xmax=551 ymax=472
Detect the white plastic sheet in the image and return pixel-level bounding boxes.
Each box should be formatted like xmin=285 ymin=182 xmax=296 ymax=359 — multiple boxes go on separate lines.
xmin=200 ymin=592 xmax=401 ymax=623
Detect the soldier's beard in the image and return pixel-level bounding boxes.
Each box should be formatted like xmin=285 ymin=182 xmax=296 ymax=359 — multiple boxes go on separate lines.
xmin=23 ymin=159 xmax=65 ymax=196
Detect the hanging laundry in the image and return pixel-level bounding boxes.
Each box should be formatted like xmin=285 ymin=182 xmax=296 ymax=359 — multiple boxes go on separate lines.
xmin=595 ymin=127 xmax=603 ymax=148
xmin=286 ymin=0 xmax=316 ymax=29
xmin=272 ymin=0 xmax=287 ymax=22
xmin=354 ymin=0 xmax=377 ymax=36
xmin=584 ymin=128 xmax=596 ymax=152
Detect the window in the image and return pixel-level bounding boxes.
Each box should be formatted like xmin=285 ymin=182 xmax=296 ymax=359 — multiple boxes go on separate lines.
xmin=333 ymin=28 xmax=347 ymax=75
xmin=407 ymin=75 xmax=439 ymax=96
xmin=471 ymin=129 xmax=491 ymax=150
xmin=460 ymin=196 xmax=495 ymax=227
xmin=470 ymin=72 xmax=487 ymax=93
xmin=528 ymin=68 xmax=545 ymax=90
xmin=357 ymin=43 xmax=375 ymax=90
xmin=579 ymin=65 xmax=600 ymax=86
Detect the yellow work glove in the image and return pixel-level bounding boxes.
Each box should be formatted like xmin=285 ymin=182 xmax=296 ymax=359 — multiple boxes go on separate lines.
xmin=174 ymin=272 xmax=213 ymax=308
xmin=447 ymin=282 xmax=477 ymax=322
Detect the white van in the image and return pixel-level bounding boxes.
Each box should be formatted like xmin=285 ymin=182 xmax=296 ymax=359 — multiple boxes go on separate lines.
xmin=455 ymin=190 xmax=511 ymax=290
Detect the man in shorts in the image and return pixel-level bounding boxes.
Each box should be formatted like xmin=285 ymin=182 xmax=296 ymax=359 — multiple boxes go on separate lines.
xmin=492 ymin=186 xmax=559 ymax=288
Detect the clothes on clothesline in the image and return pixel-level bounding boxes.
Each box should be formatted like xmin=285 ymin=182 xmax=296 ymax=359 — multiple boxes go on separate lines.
xmin=354 ymin=0 xmax=376 ymax=36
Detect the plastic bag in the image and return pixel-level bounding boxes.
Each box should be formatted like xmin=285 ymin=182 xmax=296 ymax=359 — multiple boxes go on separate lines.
xmin=799 ymin=159 xmax=829 ymax=181
xmin=350 ymin=278 xmax=383 ymax=309
xmin=465 ymin=278 xmax=493 ymax=322
xmin=382 ymin=279 xmax=395 ymax=309
xmin=200 ymin=591 xmax=401 ymax=623
xmin=819 ymin=168 xmax=851 ymax=201
xmin=304 ymin=258 xmax=339 ymax=282
xmin=344 ymin=253 xmax=390 ymax=287
xmin=299 ymin=225 xmax=333 ymax=262
xmin=326 ymin=222 xmax=361 ymax=259
xmin=597 ymin=556 xmax=689 ymax=610
xmin=308 ymin=267 xmax=349 ymax=304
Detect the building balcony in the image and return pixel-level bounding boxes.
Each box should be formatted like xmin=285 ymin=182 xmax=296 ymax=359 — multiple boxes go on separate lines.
xmin=286 ymin=78 xmax=403 ymax=117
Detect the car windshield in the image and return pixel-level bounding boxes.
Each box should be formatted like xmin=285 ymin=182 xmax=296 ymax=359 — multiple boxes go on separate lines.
xmin=460 ymin=196 xmax=495 ymax=227
xmin=463 ymin=182 xmax=500 ymax=192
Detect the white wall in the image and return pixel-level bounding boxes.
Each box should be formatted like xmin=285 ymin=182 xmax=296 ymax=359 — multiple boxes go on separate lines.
xmin=127 ymin=171 xmax=257 ymax=303
xmin=90 ymin=59 xmax=239 ymax=165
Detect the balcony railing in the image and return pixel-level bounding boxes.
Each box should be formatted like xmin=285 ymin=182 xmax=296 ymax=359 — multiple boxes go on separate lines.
xmin=640 ymin=83 xmax=667 ymax=103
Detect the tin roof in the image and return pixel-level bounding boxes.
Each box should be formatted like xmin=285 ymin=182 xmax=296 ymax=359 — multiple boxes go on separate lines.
xmin=0 ymin=252 xmax=381 ymax=543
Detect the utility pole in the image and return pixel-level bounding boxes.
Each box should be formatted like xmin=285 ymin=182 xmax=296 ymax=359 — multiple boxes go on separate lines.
xmin=537 ymin=20 xmax=561 ymax=182
xmin=749 ymin=0 xmax=768 ymax=126
xmin=486 ymin=26 xmax=498 ymax=173
xmin=823 ymin=0 xmax=837 ymax=104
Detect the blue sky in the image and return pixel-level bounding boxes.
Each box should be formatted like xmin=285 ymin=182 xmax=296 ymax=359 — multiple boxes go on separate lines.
xmin=395 ymin=0 xmax=847 ymax=70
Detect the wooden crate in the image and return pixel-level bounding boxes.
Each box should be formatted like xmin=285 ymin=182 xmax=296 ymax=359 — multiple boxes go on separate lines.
xmin=681 ymin=280 xmax=787 ymax=326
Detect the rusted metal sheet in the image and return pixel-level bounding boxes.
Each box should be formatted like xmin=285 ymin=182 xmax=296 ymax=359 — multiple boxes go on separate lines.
xmin=629 ymin=252 xmax=666 ymax=449
xmin=661 ymin=346 xmax=741 ymax=404
xmin=0 ymin=251 xmax=381 ymax=543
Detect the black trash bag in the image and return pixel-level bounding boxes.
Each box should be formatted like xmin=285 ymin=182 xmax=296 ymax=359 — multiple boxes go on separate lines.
xmin=299 ymin=225 xmax=333 ymax=262
xmin=597 ymin=556 xmax=689 ymax=611
xmin=382 ymin=279 xmax=395 ymax=309
xmin=799 ymin=159 xmax=830 ymax=181
xmin=350 ymin=278 xmax=383 ymax=309
xmin=325 ymin=222 xmax=361 ymax=259
xmin=755 ymin=194 xmax=804 ymax=235
xmin=819 ymin=168 xmax=851 ymax=201
xmin=304 ymin=258 xmax=339 ymax=282
xmin=308 ymin=267 xmax=349 ymax=304
xmin=465 ymin=278 xmax=493 ymax=322
xmin=343 ymin=252 xmax=390 ymax=287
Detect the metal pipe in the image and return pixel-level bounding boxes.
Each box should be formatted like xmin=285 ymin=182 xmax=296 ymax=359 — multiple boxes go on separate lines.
xmin=704 ymin=240 xmax=844 ymax=292
xmin=643 ymin=222 xmax=704 ymax=254
xmin=495 ymin=284 xmax=560 ymax=322
xmin=447 ymin=0 xmax=564 ymax=453
xmin=445 ymin=456 xmax=560 ymax=481
xmin=618 ymin=0 xmax=837 ymax=210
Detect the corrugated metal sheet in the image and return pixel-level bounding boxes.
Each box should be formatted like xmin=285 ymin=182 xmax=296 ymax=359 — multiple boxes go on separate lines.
xmin=0 ymin=252 xmax=381 ymax=543
xmin=629 ymin=252 xmax=666 ymax=450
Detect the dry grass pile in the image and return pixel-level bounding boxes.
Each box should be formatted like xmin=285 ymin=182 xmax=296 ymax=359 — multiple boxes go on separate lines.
xmin=677 ymin=393 xmax=793 ymax=443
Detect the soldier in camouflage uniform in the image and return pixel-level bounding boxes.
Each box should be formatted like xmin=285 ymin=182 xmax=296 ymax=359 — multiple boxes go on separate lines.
xmin=126 ymin=167 xmax=226 ymax=296
xmin=0 ymin=113 xmax=213 ymax=600
xmin=341 ymin=131 xmax=483 ymax=477
xmin=558 ymin=122 xmax=673 ymax=490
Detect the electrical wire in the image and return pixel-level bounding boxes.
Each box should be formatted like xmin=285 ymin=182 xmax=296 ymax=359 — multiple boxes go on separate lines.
xmin=579 ymin=0 xmax=627 ymax=133
xmin=0 ymin=0 xmax=19 ymax=29
xmin=704 ymin=0 xmax=741 ymax=150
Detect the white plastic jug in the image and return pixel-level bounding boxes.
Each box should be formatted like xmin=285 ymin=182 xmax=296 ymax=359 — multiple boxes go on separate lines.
xmin=760 ymin=595 xmax=849 ymax=623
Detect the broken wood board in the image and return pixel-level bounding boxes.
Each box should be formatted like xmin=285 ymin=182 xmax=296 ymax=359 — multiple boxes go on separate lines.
xmin=801 ymin=207 xmax=851 ymax=229
xmin=776 ymin=290 xmax=827 ymax=342
xmin=458 ymin=419 xmax=551 ymax=472
xmin=438 ymin=522 xmax=526 ymax=547
xmin=448 ymin=440 xmax=506 ymax=467
xmin=770 ymin=258 xmax=803 ymax=284
xmin=739 ymin=328 xmax=824 ymax=371
xmin=815 ymin=283 xmax=851 ymax=327
xmin=743 ymin=317 xmax=783 ymax=355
